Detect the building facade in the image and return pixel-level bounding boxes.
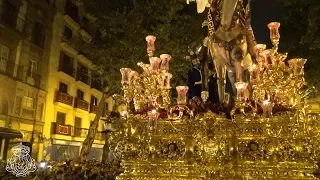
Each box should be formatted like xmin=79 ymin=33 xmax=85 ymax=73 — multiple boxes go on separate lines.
xmin=41 ymin=0 xmax=108 ymax=161
xmin=0 ymin=0 xmax=111 ymax=162
xmin=0 ymin=0 xmax=55 ymax=160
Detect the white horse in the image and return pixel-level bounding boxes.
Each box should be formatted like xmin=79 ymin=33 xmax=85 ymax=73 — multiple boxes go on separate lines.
xmin=191 ymin=0 xmax=256 ymax=103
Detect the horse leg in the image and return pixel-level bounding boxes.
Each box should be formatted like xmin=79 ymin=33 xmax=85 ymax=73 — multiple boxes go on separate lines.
xmin=214 ymin=60 xmax=226 ymax=103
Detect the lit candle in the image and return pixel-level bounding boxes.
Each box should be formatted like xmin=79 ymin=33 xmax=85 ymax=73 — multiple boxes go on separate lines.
xmin=234 ymin=82 xmax=248 ymax=102
xmin=128 ymin=71 xmax=139 ymax=85
xmin=254 ymin=44 xmax=266 ymax=66
xmin=267 ymin=22 xmax=281 ymax=46
xmin=149 ymin=57 xmax=161 ymax=74
xmin=147 ymin=109 xmax=159 ymax=128
xmin=145 ymin=35 xmax=156 ymax=57
xmin=176 ymin=86 xmax=189 ymax=105
xmin=287 ymin=58 xmax=307 ymax=77
xmin=160 ymin=54 xmax=171 ymax=72
xmin=159 ymin=72 xmax=172 ymax=89
xmin=120 ymin=68 xmax=132 ymax=85
xmin=261 ymin=50 xmax=272 ymax=68
xmin=248 ymin=64 xmax=259 ymax=82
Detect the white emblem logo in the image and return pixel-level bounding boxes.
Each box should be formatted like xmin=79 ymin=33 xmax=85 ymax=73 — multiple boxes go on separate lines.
xmin=6 ymin=143 xmax=37 ymax=177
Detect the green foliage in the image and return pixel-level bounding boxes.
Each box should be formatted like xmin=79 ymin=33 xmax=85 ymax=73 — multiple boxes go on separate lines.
xmin=274 ymin=0 xmax=320 ymax=91
xmin=80 ymin=0 xmax=205 ymax=92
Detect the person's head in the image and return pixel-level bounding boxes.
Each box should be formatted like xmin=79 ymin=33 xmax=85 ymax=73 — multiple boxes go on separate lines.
xmin=191 ymin=58 xmax=201 ymax=69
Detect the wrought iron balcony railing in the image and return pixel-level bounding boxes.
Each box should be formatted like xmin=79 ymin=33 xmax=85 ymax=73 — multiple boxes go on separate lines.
xmin=91 ymin=79 xmax=104 ymax=91
xmin=0 ymin=58 xmax=42 ymax=88
xmin=51 ymin=122 xmax=72 ymax=136
xmin=73 ymin=127 xmax=88 ymax=137
xmin=74 ymin=98 xmax=89 ymax=111
xmin=51 ymin=122 xmax=106 ymax=141
xmin=90 ymin=104 xmax=99 ymax=114
xmin=55 ymin=91 xmax=73 ymax=106
xmin=76 ymin=71 xmax=91 ymax=85
xmin=27 ymin=69 xmax=41 ymax=88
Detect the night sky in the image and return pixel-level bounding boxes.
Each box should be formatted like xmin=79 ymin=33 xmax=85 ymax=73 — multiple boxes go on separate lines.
xmin=251 ymin=0 xmax=283 ymax=48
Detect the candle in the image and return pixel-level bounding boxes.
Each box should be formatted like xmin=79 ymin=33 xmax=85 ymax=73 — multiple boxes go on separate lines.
xmin=160 ymin=54 xmax=171 ymax=72
xmin=146 ymin=35 xmax=156 ymax=57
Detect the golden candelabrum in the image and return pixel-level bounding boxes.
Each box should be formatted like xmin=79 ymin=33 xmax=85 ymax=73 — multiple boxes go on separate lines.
xmin=110 ymin=24 xmax=320 ymax=180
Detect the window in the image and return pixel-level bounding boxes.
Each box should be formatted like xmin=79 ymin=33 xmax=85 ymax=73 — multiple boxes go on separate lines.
xmin=74 ymin=117 xmax=82 ymax=136
xmin=65 ymin=0 xmax=79 ymax=22
xmin=0 ymin=97 xmax=8 ymax=115
xmin=1 ymin=1 xmax=18 ymax=27
xmin=59 ymin=52 xmax=74 ymax=76
xmin=59 ymin=82 xmax=68 ymax=93
xmin=14 ymin=96 xmax=22 ymax=115
xmin=56 ymin=112 xmax=66 ymax=124
xmin=28 ymin=59 xmax=38 ymax=77
xmin=77 ymin=89 xmax=84 ymax=100
xmin=36 ymin=103 xmax=43 ymax=121
xmin=91 ymin=96 xmax=98 ymax=106
xmin=64 ymin=26 xmax=72 ymax=40
xmin=21 ymin=96 xmax=35 ymax=119
xmin=77 ymin=63 xmax=89 ymax=84
xmin=22 ymin=96 xmax=35 ymax=109
xmin=32 ymin=22 xmax=45 ymax=48
xmin=0 ymin=44 xmax=9 ymax=73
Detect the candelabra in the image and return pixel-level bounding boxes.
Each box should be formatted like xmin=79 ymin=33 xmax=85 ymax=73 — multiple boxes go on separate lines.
xmin=240 ymin=22 xmax=307 ymax=113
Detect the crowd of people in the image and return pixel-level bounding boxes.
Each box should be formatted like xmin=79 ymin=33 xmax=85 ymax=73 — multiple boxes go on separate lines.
xmin=0 ymin=159 xmax=122 ymax=180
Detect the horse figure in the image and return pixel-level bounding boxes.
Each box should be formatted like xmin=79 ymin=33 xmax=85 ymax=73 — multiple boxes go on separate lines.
xmin=191 ymin=0 xmax=256 ymax=103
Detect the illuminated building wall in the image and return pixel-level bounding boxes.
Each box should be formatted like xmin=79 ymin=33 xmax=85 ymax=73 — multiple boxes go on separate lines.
xmin=41 ymin=0 xmax=109 ymax=161
xmin=0 ymin=0 xmax=55 ymax=161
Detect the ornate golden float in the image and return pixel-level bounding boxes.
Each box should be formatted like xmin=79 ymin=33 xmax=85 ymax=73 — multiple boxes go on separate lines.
xmin=110 ymin=23 xmax=320 ymax=180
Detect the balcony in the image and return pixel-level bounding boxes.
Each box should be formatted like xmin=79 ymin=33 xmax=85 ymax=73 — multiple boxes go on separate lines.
xmin=0 ymin=58 xmax=41 ymax=88
xmin=91 ymin=79 xmax=103 ymax=91
xmin=51 ymin=122 xmax=72 ymax=136
xmin=90 ymin=104 xmax=99 ymax=114
xmin=58 ymin=66 xmax=75 ymax=78
xmin=79 ymin=21 xmax=92 ymax=43
xmin=51 ymin=122 xmax=105 ymax=140
xmin=73 ymin=127 xmax=88 ymax=138
xmin=55 ymin=91 xmax=73 ymax=106
xmin=76 ymin=71 xmax=91 ymax=85
xmin=65 ymin=1 xmax=79 ymax=24
xmin=74 ymin=98 xmax=89 ymax=111
xmin=27 ymin=70 xmax=41 ymax=88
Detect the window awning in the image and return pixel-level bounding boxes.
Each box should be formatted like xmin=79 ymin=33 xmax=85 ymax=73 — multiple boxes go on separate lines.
xmin=0 ymin=127 xmax=23 ymax=139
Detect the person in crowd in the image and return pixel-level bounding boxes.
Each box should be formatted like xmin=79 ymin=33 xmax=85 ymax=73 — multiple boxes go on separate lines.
xmin=208 ymin=63 xmax=219 ymax=104
xmin=187 ymin=45 xmax=203 ymax=100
